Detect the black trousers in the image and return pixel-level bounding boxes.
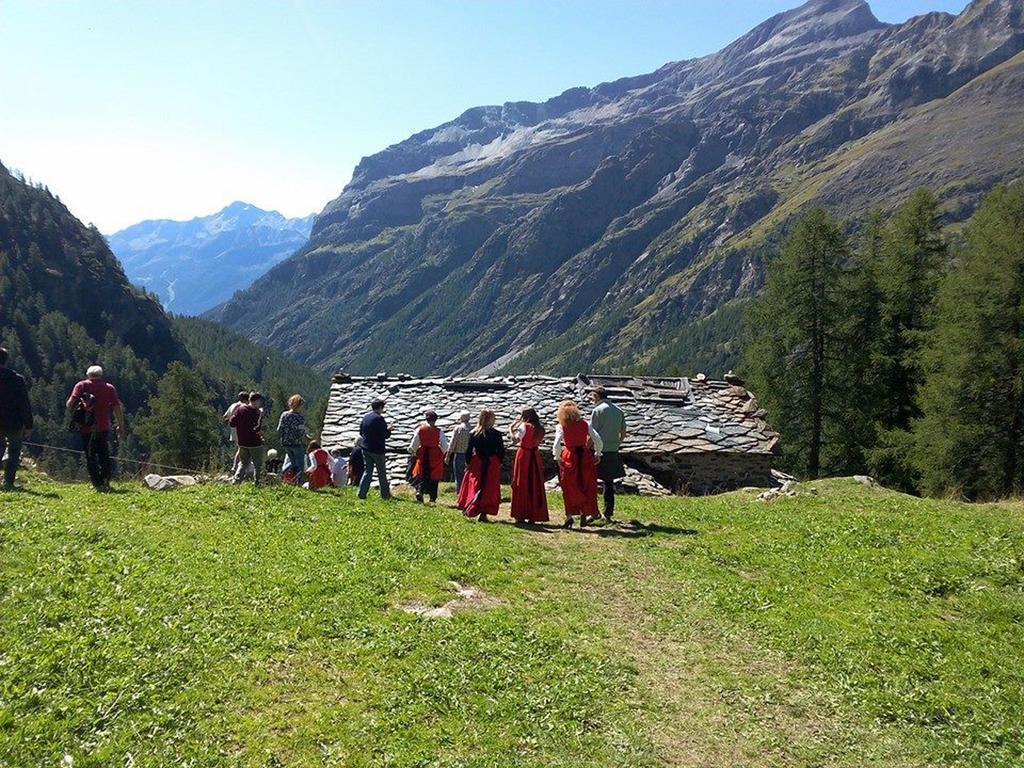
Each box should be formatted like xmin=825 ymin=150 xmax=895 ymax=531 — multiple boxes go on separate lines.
xmin=417 ymin=478 xmax=439 ymax=501
xmin=81 ymin=431 xmax=112 ymax=487
xmin=603 ymin=482 xmax=615 ymax=516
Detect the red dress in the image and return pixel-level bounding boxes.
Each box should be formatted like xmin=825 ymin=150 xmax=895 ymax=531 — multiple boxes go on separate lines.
xmin=411 ymin=425 xmax=445 ymax=482
xmin=559 ymin=420 xmax=599 ymax=517
xmin=456 ymin=428 xmax=504 ymax=517
xmin=307 ymin=448 xmax=332 ymax=489
xmin=511 ymin=424 xmax=549 ymax=522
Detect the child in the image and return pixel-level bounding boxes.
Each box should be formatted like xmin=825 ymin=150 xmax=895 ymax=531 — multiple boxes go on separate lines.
xmin=305 ymin=440 xmax=332 ymax=490
xmin=329 ymin=448 xmax=348 ymax=487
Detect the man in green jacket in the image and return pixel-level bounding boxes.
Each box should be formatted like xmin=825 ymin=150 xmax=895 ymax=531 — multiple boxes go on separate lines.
xmin=590 ymin=385 xmax=627 ymax=520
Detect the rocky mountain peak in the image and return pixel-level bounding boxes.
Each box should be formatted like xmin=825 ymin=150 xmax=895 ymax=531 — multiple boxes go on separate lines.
xmin=215 ymin=0 xmax=1024 ymax=377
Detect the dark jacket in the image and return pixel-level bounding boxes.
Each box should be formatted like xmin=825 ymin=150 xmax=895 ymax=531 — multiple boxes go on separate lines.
xmin=359 ymin=411 xmax=390 ymax=454
xmin=0 ymin=368 xmax=33 ymax=431
xmin=465 ymin=427 xmax=505 ymax=463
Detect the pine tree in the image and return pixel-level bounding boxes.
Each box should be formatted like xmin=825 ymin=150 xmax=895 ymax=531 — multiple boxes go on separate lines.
xmin=913 ymin=185 xmax=1024 ymax=499
xmin=745 ymin=208 xmax=850 ymax=478
xmin=829 ymin=209 xmax=886 ymax=473
xmin=136 ymin=362 xmax=222 ymax=471
xmin=868 ymin=188 xmax=947 ymax=489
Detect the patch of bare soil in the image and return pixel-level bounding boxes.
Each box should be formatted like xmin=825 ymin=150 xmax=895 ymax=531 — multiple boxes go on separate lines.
xmin=398 ymin=581 xmax=502 ymax=619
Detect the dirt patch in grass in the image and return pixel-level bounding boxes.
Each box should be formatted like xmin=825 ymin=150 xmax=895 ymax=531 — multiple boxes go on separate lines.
xmin=398 ymin=581 xmax=502 ymax=619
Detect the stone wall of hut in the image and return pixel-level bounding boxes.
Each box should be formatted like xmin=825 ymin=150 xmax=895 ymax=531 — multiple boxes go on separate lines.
xmin=628 ymin=452 xmax=774 ymax=495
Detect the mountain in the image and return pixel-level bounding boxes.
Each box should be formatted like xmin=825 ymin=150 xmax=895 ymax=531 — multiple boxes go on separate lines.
xmin=211 ymin=0 xmax=1024 ymax=376
xmin=109 ymin=202 xmax=314 ymax=316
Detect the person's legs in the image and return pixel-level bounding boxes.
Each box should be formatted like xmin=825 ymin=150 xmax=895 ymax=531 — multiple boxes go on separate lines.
xmin=283 ymin=445 xmax=305 ymax=485
xmin=603 ymin=482 xmax=615 ymax=518
xmin=94 ymin=433 xmax=112 ymax=486
xmin=2 ymin=429 xmax=23 ymax=487
xmin=234 ymin=446 xmax=253 ymax=483
xmin=252 ymin=446 xmax=266 ymax=485
xmin=375 ymin=452 xmax=391 ymax=499
xmin=424 ymin=479 xmax=439 ymax=502
xmin=358 ymin=452 xmax=378 ymax=499
xmin=80 ymin=432 xmax=104 ymax=488
xmin=453 ymin=453 xmax=466 ymax=493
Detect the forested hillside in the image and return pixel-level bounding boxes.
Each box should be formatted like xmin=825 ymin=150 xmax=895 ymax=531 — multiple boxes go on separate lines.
xmin=0 ymin=162 xmax=188 ymax=472
xmin=0 ymin=163 xmax=327 ymax=475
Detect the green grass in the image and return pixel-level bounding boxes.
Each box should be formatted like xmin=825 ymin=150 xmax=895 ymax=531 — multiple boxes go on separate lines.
xmin=1 ymin=476 xmax=1022 ymax=767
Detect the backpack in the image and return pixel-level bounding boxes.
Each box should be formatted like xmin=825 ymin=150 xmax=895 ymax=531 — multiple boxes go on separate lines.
xmin=69 ymin=391 xmax=96 ymax=431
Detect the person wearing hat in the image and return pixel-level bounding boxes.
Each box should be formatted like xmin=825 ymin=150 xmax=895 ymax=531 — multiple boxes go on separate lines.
xmin=0 ymin=346 xmax=33 ymax=490
xmin=445 ymin=410 xmax=472 ymax=493
xmin=590 ymin=385 xmax=627 ymax=520
xmin=357 ymin=398 xmax=392 ymax=499
xmin=409 ymin=410 xmax=448 ymax=503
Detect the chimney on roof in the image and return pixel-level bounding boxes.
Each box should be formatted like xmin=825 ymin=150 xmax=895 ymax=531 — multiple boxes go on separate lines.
xmin=724 ymin=371 xmax=745 ymax=386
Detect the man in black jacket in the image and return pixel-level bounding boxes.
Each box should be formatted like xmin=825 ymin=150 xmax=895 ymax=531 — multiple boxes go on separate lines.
xmin=0 ymin=347 xmax=33 ymax=490
xmin=357 ymin=398 xmax=392 ymax=500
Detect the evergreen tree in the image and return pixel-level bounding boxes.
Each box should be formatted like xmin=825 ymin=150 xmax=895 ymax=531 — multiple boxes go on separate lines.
xmin=868 ymin=188 xmax=947 ymax=489
xmin=913 ymin=185 xmax=1024 ymax=499
xmin=830 ymin=209 xmax=886 ymax=472
xmin=136 ymin=362 xmax=221 ymax=471
xmin=745 ymin=208 xmax=850 ymax=478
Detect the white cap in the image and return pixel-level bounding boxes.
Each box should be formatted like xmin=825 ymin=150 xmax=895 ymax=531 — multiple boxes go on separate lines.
xmin=459 ymin=410 xmax=471 ymax=421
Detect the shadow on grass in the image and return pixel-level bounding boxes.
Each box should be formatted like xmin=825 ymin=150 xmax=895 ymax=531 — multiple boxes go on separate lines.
xmin=1 ymin=486 xmax=62 ymax=499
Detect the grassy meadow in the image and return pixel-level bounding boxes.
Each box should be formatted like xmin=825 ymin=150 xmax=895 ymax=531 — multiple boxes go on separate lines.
xmin=1 ymin=475 xmax=1022 ymax=767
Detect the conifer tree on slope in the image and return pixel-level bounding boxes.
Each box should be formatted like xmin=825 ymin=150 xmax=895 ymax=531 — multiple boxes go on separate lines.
xmin=868 ymin=188 xmax=946 ymax=489
xmin=746 ymin=208 xmax=849 ymax=479
xmin=914 ymin=185 xmax=1024 ymax=499
xmin=136 ymin=362 xmax=221 ymax=471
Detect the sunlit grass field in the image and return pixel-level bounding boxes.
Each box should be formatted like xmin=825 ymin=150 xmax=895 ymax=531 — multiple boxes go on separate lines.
xmin=1 ymin=475 xmax=1022 ymax=767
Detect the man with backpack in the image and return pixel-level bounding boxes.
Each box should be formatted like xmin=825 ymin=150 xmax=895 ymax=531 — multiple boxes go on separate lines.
xmin=229 ymin=392 xmax=265 ymax=485
xmin=0 ymin=346 xmax=33 ymax=490
xmin=66 ymin=365 xmax=124 ymax=491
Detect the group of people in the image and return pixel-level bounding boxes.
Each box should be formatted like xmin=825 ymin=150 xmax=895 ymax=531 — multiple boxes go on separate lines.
xmin=1 ymin=343 xmax=630 ymax=525
xmin=222 ymin=390 xmax=354 ymax=490
xmin=370 ymin=386 xmax=627 ymax=527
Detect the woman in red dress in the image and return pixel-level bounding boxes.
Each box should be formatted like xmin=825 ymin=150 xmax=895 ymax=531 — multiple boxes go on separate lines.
xmin=409 ymin=410 xmax=448 ymax=503
xmin=509 ymin=407 xmax=549 ymax=524
xmin=305 ymin=440 xmax=332 ymax=490
xmin=456 ymin=409 xmax=505 ymax=522
xmin=554 ymin=400 xmax=603 ymax=528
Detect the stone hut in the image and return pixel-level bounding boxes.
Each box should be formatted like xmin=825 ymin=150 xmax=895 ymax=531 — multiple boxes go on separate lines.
xmin=321 ymin=373 xmax=780 ymax=495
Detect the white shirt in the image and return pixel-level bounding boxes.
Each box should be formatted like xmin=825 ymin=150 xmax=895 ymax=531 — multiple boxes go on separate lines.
xmin=223 ymin=401 xmax=244 ymax=443
xmin=330 ymin=455 xmax=348 ymax=487
xmin=409 ymin=425 xmax=450 ymax=454
xmin=552 ymin=422 xmax=603 ymax=458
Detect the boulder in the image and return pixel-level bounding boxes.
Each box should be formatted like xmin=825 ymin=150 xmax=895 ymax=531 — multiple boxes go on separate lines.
xmin=144 ymin=474 xmax=200 ymax=491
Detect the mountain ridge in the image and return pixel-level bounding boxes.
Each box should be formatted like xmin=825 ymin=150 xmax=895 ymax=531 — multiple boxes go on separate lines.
xmin=109 ymin=202 xmax=314 ymax=316
xmin=212 ymin=0 xmax=1024 ymax=375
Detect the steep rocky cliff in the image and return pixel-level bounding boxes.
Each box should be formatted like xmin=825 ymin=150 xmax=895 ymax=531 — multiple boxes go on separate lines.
xmin=212 ymin=0 xmax=1024 ymax=375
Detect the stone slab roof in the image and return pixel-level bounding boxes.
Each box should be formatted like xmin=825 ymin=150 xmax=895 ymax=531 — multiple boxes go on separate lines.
xmin=321 ymin=373 xmax=780 ymax=457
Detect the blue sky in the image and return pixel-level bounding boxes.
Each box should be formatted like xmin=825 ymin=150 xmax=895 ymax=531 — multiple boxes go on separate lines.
xmin=1 ymin=0 xmax=968 ymax=232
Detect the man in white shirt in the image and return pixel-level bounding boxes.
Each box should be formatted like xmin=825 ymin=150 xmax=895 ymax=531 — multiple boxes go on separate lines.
xmin=445 ymin=410 xmax=472 ymax=493
xmin=223 ymin=391 xmax=250 ymax=474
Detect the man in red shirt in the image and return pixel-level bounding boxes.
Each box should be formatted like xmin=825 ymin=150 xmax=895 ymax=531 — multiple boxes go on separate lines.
xmin=229 ymin=392 xmax=265 ymax=485
xmin=66 ymin=365 xmax=125 ymax=491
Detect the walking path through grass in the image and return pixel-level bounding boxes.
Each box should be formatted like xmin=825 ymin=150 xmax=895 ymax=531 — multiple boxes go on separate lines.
xmin=1 ymin=476 xmax=1022 ymax=766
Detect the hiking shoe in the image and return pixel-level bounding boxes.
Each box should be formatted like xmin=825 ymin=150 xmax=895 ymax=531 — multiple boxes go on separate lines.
xmin=562 ymin=517 xmax=573 ymax=529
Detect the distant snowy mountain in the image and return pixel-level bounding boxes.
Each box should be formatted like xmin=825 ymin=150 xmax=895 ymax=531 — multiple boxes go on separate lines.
xmin=108 ymin=202 xmax=315 ymax=315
